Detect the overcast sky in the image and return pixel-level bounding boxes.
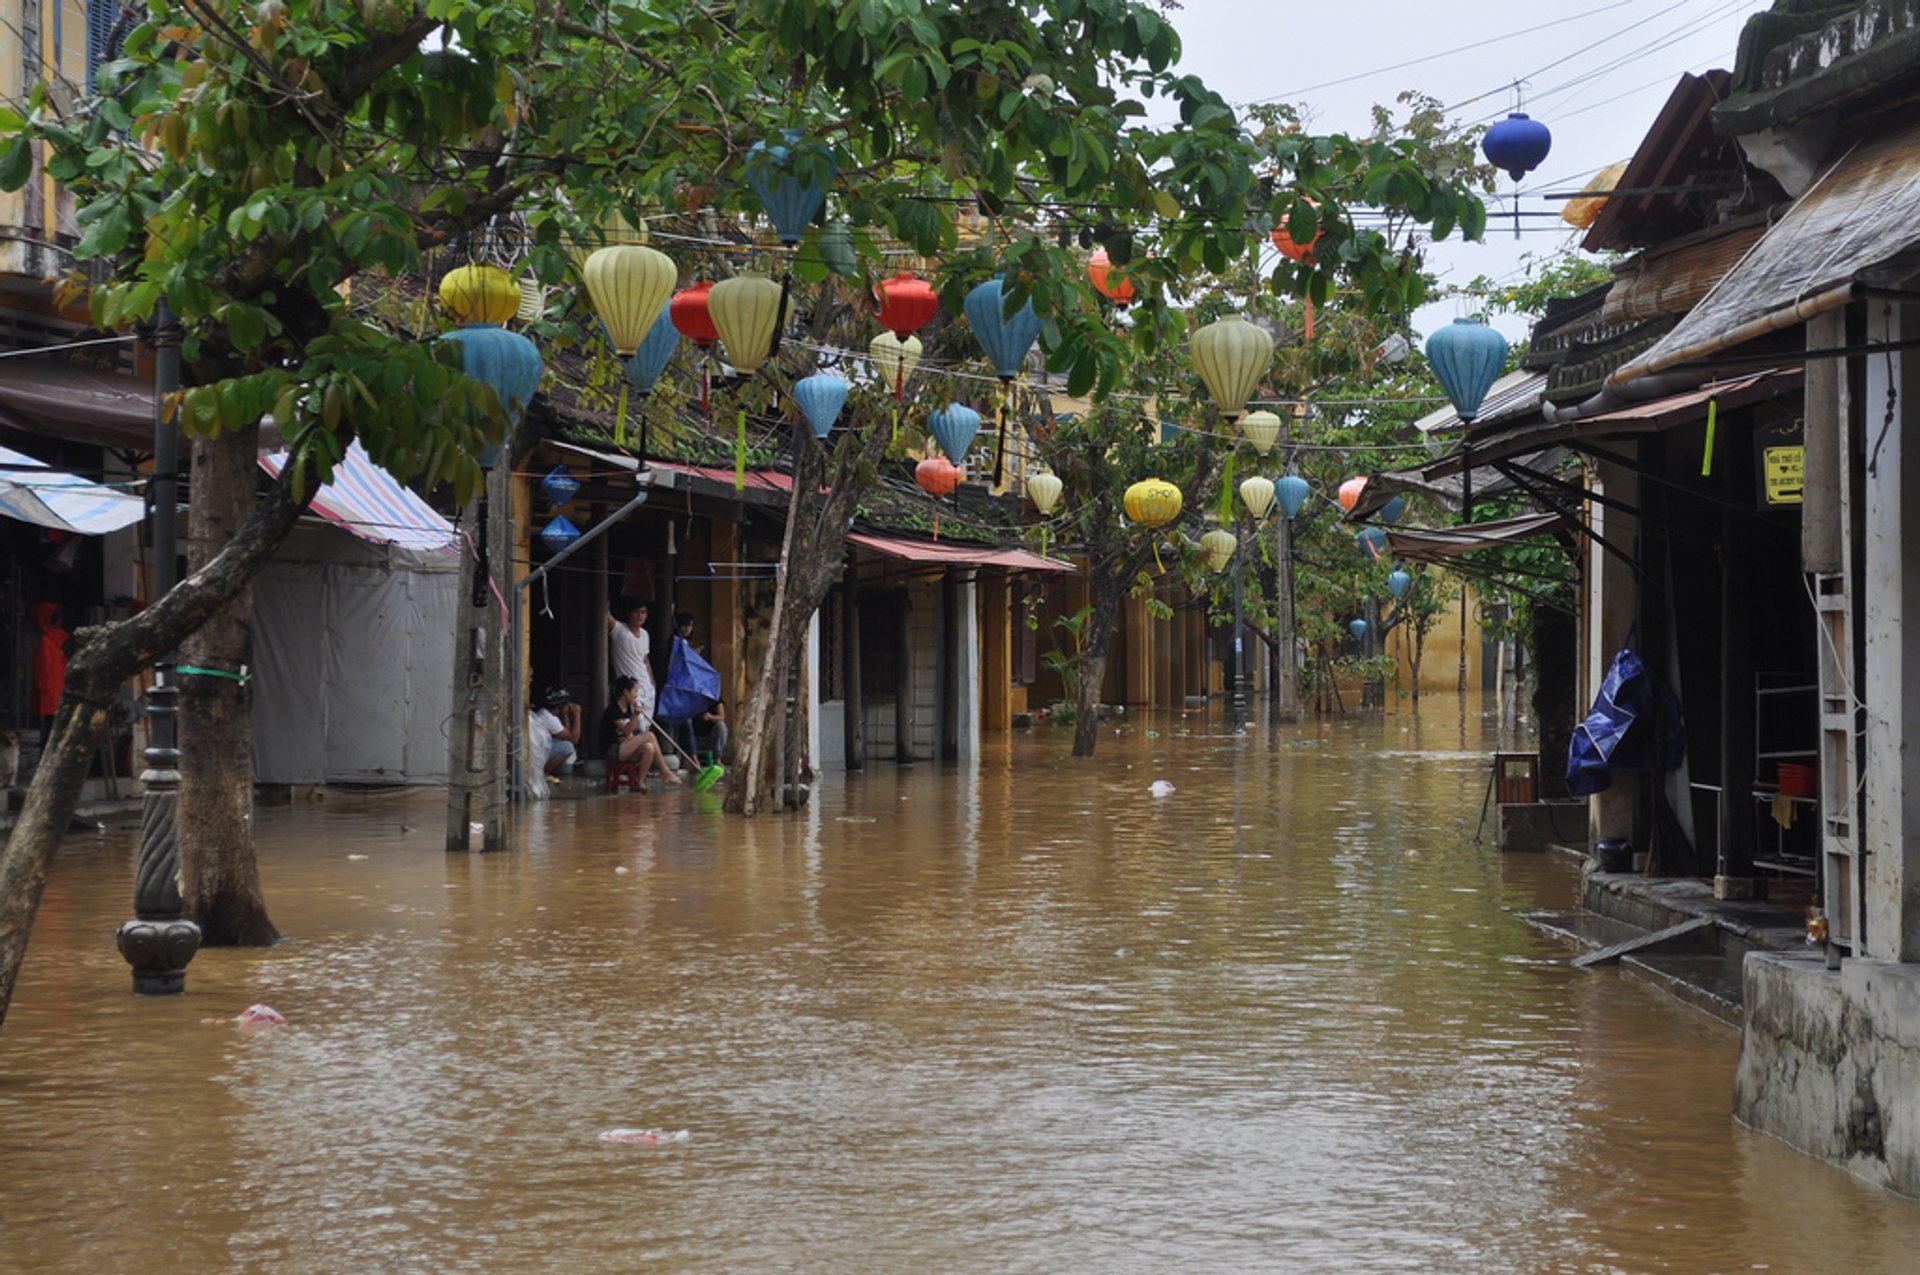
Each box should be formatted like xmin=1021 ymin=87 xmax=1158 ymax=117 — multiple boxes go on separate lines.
xmin=1164 ymin=0 xmax=1777 ymax=340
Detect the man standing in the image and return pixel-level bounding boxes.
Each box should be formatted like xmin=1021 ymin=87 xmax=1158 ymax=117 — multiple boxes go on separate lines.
xmin=608 ymin=600 xmax=656 ymax=724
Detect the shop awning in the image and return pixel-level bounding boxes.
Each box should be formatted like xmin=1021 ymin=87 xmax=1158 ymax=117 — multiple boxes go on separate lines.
xmin=0 ymin=358 xmax=154 ymax=450
xmin=848 ymin=532 xmax=1074 ymax=573
xmin=1386 ymin=512 xmax=1570 ymax=564
xmin=1349 ymin=446 xmax=1574 ymax=519
xmin=259 ymin=441 xmax=455 ymax=552
xmin=1614 ymin=117 xmax=1920 ymax=383
xmin=0 ymin=445 xmax=149 ymax=534
xmin=1412 ymin=369 xmax=1546 ymax=441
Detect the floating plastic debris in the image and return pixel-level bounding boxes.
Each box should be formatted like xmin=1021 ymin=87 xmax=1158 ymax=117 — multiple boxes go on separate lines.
xmin=1149 ymin=780 xmax=1175 ymax=798
xmin=599 ymin=1129 xmax=689 ymax=1145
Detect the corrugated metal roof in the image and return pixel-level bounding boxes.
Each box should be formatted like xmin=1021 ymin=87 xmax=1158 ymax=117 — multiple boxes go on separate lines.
xmin=1387 ymin=512 xmax=1569 ymax=564
xmin=1413 ymin=370 xmax=1546 ymax=438
xmin=848 ymin=532 xmax=1072 ymax=573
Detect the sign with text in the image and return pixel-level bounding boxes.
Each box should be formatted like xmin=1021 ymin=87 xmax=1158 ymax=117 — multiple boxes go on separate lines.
xmin=1754 ymin=414 xmax=1804 ymax=508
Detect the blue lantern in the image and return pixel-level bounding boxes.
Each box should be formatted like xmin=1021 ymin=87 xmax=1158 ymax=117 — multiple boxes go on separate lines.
xmin=541 ymin=465 xmax=581 ymax=507
xmin=1274 ymin=474 xmax=1310 ymax=520
xmin=1387 ymin=569 xmax=1412 ymax=601
xmin=621 ymin=302 xmax=679 ymax=396
xmin=1349 ymin=618 xmax=1369 ymax=641
xmin=441 ymin=323 xmax=543 ymax=468
xmin=1483 ymin=112 xmax=1551 ymax=182
xmin=1357 ymin=527 xmax=1389 ymax=561
xmin=964 ymin=278 xmax=1042 ymax=382
xmin=1425 ymin=317 xmax=1508 ymax=422
xmin=541 ymin=514 xmax=582 ymax=551
xmin=794 ymin=372 xmax=850 ymax=440
xmin=1378 ymin=495 xmax=1407 ymax=525
xmin=745 ymin=130 xmax=835 ymax=245
xmin=928 ymin=403 xmax=982 ymax=465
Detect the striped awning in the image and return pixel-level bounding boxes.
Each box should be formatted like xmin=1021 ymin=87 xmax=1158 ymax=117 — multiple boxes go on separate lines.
xmin=0 ymin=445 xmax=149 ymax=535
xmin=259 ymin=441 xmax=455 ymax=552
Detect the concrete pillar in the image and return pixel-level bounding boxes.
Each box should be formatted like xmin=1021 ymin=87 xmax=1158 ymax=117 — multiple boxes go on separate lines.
xmin=955 ymin=573 xmax=981 ymax=762
xmin=1588 ymin=454 xmax=1641 ymax=849
xmin=805 ymin=610 xmax=821 ymax=775
xmin=709 ymin=520 xmax=744 ymax=707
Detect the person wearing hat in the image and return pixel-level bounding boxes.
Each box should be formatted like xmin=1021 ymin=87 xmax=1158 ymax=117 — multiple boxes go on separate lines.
xmin=531 ymin=684 xmax=583 ymax=778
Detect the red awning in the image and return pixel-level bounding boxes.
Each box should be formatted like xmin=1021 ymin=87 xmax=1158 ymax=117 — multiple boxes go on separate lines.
xmin=848 ymin=532 xmax=1074 ymax=573
xmin=1386 ymin=512 xmax=1570 ymax=564
xmin=647 ymin=460 xmax=794 ymax=493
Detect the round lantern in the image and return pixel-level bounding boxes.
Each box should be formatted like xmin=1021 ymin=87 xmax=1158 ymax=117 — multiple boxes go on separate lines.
xmin=1337 ymin=476 xmax=1368 ymax=511
xmin=439 ymin=264 xmax=520 ymax=326
xmin=1357 ymin=527 xmax=1389 ymax=562
xmin=1378 ymin=495 xmax=1407 ymax=526
xmin=928 ymin=403 xmax=981 ymax=466
xmin=794 ymin=372 xmax=850 ymax=440
xmin=582 ymin=245 xmax=677 ymax=358
xmin=964 ymin=277 xmax=1042 ymax=382
xmin=1348 ymin=618 xmax=1369 ymax=641
xmin=1239 ymin=475 xmax=1277 ymax=521
xmin=1387 ymin=569 xmax=1413 ymax=601
xmin=1201 ymin=527 xmax=1237 ymax=573
xmin=1240 ymin=409 xmax=1281 ymax=456
xmin=440 ymin=323 xmax=543 ymax=468
xmin=874 ymin=272 xmax=938 ymax=341
xmin=1088 ymin=248 xmax=1135 ymax=306
xmin=1425 ymin=317 xmax=1509 ymax=421
xmin=1190 ymin=312 xmax=1274 ymax=422
xmin=1026 ymin=470 xmax=1062 ymax=514
xmin=708 ymin=274 xmax=784 ymax=374
xmin=1270 ymin=198 xmax=1322 ymax=262
xmin=541 ymin=515 xmax=582 ymax=551
xmin=1274 ymin=474 xmax=1310 ymax=520
xmin=622 ymin=301 xmax=680 ymax=395
xmin=1483 ymin=112 xmax=1552 ymax=182
xmin=915 ymin=456 xmax=963 ymax=498
xmin=870 ymin=331 xmax=922 ymax=400
xmin=745 ymin=130 xmax=835 ymax=245
xmin=671 ymin=281 xmax=720 ymax=348
xmin=1124 ymin=478 xmax=1183 ymax=528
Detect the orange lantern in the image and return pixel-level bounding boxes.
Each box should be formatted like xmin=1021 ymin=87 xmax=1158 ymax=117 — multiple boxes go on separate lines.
xmin=1338 ymin=476 xmax=1367 ymax=512
xmin=1088 ymin=248 xmax=1136 ymax=307
xmin=1270 ymin=198 xmax=1322 ymax=262
xmin=915 ymin=456 xmax=963 ymax=498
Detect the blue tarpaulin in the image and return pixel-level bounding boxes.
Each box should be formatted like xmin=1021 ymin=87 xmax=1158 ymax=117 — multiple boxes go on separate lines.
xmin=1567 ymin=642 xmax=1684 ymax=796
xmin=655 ymin=635 xmax=721 ymax=724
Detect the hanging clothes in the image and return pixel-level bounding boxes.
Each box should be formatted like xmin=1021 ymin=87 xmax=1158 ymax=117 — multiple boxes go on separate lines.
xmin=1567 ymin=641 xmax=1685 ymax=796
xmin=32 ymin=603 xmax=68 ymax=719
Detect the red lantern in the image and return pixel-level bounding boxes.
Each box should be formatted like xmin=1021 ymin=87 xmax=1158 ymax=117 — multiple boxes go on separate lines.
xmin=1270 ymin=199 xmax=1323 ymax=262
xmin=1088 ymin=248 xmax=1135 ymax=306
xmin=670 ymin=281 xmax=719 ymax=347
xmin=1338 ymin=476 xmax=1367 ymax=512
xmin=915 ymin=456 xmax=963 ymax=498
xmin=874 ymin=272 xmax=939 ymax=341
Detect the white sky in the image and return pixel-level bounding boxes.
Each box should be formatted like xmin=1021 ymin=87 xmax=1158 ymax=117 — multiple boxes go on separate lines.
xmin=1165 ymin=0 xmax=1777 ymax=341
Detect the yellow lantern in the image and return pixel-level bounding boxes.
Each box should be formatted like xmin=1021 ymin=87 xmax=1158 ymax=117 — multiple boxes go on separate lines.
xmin=439 ymin=264 xmax=520 ymax=326
xmin=708 ymin=274 xmax=784 ymax=375
xmin=1026 ymin=470 xmax=1062 ymax=514
xmin=567 ymin=210 xmax=649 ymax=271
xmin=1201 ymin=527 xmax=1237 ymax=572
xmin=1562 ymin=161 xmax=1627 ymax=230
xmin=1239 ymin=475 xmax=1277 ymax=520
xmin=1190 ymin=312 xmax=1275 ymax=422
xmin=1240 ymin=408 xmax=1281 ymax=456
xmin=1124 ymin=478 xmax=1183 ymax=528
xmin=582 ymin=245 xmax=677 ymax=357
xmin=870 ymin=331 xmax=922 ymax=400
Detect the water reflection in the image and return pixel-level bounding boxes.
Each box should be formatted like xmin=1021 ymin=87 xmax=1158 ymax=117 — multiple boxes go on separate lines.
xmin=2 ymin=702 xmax=1917 ymax=1272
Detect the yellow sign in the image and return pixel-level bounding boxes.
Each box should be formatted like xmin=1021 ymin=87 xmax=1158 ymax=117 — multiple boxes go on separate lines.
xmin=1763 ymin=445 xmax=1804 ymax=505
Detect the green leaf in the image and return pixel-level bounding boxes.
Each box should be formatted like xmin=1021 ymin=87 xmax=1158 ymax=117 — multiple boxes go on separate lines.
xmin=0 ymin=135 xmax=31 ymax=192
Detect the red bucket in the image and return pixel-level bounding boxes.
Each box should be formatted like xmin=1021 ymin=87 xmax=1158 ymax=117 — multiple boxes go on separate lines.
xmin=1777 ymin=762 xmax=1817 ymax=799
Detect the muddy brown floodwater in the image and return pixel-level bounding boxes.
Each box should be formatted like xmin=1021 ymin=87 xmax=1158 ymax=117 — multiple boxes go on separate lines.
xmin=5 ymin=704 xmax=1920 ymax=1273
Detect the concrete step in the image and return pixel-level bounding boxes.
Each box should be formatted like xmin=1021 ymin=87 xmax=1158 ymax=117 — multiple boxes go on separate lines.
xmin=1620 ymin=949 xmax=1747 ymax=1027
xmin=1521 ymin=908 xmax=1648 ymax=953
xmin=1571 ymin=916 xmax=1717 ymax=969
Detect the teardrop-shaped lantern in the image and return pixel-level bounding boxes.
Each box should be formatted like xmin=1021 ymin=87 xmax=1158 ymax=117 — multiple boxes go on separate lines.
xmin=794 ymin=372 xmax=850 ymax=440
xmin=1483 ymin=112 xmax=1552 ymax=182
xmin=1201 ymin=527 xmax=1237 ymax=573
xmin=1357 ymin=527 xmax=1389 ymax=562
xmin=964 ymin=278 xmax=1042 ymax=382
xmin=542 ymin=514 xmax=583 ymax=551
xmin=1239 ymin=475 xmax=1277 ymax=520
xmin=1425 ymin=317 xmax=1509 ymax=422
xmin=1274 ymin=474 xmax=1311 ymax=520
xmin=440 ymin=324 xmax=543 ymax=468
xmin=1088 ymin=248 xmax=1135 ymax=306
xmin=622 ymin=301 xmax=680 ymax=395
xmin=745 ymin=130 xmax=835 ymax=245
xmin=1378 ymin=495 xmax=1407 ymax=526
xmin=708 ymin=275 xmax=784 ymax=375
xmin=874 ymin=272 xmax=939 ymax=341
xmin=540 ymin=465 xmax=581 ymax=507
xmin=1338 ymin=476 xmax=1368 ymax=511
xmin=915 ymin=456 xmax=963 ymax=498
xmin=1240 ymin=409 xmax=1282 ymax=456
xmin=671 ymin=281 xmax=719 ymax=348
xmin=870 ymin=332 xmax=922 ymax=400
xmin=439 ymin=264 xmax=520 ymax=326
xmin=1027 ymin=470 xmax=1062 ymax=514
xmin=928 ymin=403 xmax=982 ymax=465
xmin=1348 ymin=618 xmax=1369 ymax=641
xmin=582 ymin=245 xmax=678 ymax=358
xmin=1190 ymin=312 xmax=1275 ymax=422
xmin=1123 ymin=478 xmax=1183 ymax=529
xmin=1387 ymin=569 xmax=1413 ymax=601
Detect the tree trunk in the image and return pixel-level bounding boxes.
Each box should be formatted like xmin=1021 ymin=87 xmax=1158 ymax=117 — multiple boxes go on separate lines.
xmin=180 ymin=422 xmax=280 ymax=946
xmin=0 ymin=473 xmax=305 ymax=1030
xmin=1070 ymin=583 xmax=1123 ymax=757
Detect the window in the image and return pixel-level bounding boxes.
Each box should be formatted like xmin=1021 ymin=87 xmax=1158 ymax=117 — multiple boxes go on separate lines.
xmin=87 ymin=0 xmax=125 ymax=95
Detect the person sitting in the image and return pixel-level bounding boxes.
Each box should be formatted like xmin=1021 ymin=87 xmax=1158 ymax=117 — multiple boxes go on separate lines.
xmin=598 ymin=675 xmax=680 ymax=790
xmin=692 ymin=699 xmax=728 ymax=764
xmin=531 ymin=685 xmax=583 ymax=778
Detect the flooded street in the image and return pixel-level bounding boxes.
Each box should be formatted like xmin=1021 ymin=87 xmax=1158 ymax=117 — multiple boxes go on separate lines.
xmin=5 ymin=705 xmax=1919 ymax=1273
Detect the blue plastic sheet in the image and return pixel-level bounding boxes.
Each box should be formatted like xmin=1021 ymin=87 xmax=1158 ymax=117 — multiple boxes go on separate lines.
xmin=1567 ymin=643 xmax=1684 ymax=796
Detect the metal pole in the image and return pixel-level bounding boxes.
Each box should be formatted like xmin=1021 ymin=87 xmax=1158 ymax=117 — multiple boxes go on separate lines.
xmin=116 ymin=303 xmax=201 ymax=993
xmin=1231 ymin=530 xmax=1246 ymax=733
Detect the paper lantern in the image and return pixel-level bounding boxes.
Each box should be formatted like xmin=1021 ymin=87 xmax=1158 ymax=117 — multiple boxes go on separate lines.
xmin=964 ymin=278 xmax=1042 ymax=382
xmin=1378 ymin=495 xmax=1407 ymax=526
xmin=1240 ymin=409 xmax=1281 ymax=456
xmin=515 ymin=277 xmax=545 ymax=325
xmin=1348 ymin=618 xmax=1369 ymax=641
xmin=582 ymin=245 xmax=677 ymax=358
xmin=1357 ymin=527 xmax=1388 ymax=561
xmin=1201 ymin=527 xmax=1237 ymax=572
xmin=870 ymin=331 xmax=921 ymax=401
xmin=1387 ymin=569 xmax=1412 ymax=601
xmin=440 ymin=324 xmax=542 ymax=468
xmin=1338 ymin=476 xmax=1368 ymax=511
xmin=1425 ymin=317 xmax=1509 ymax=421
xmin=540 ymin=465 xmax=581 ymax=507
xmin=1124 ymin=478 xmax=1183 ymax=528
xmin=1484 ymin=112 xmax=1552 ymax=182
xmin=745 ymin=130 xmax=835 ymax=245
xmin=1088 ymin=248 xmax=1135 ymax=306
xmin=671 ymin=281 xmax=719 ymax=347
xmin=708 ymin=275 xmax=784 ymax=374
xmin=874 ymin=272 xmax=938 ymax=341
xmin=915 ymin=456 xmax=963 ymax=498
xmin=439 ymin=264 xmax=520 ymax=326
xmin=1239 ymin=475 xmax=1276 ymax=520
xmin=1274 ymin=474 xmax=1310 ymax=520
xmin=794 ymin=372 xmax=850 ymax=440
xmin=622 ymin=301 xmax=680 ymax=395
xmin=1190 ymin=312 xmax=1274 ymax=422
xmin=1562 ymin=161 xmax=1626 ymax=230
xmin=928 ymin=403 xmax=981 ymax=465
xmin=1270 ymin=198 xmax=1322 ymax=262
xmin=541 ymin=515 xmax=582 ymax=550
xmin=1026 ymin=470 xmax=1062 ymax=514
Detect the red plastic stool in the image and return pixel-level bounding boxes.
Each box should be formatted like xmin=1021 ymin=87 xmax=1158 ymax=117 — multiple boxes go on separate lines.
xmin=604 ymin=760 xmax=646 ymax=793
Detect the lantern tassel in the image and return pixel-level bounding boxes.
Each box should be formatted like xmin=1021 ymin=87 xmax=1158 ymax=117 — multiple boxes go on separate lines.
xmin=735 ymin=407 xmax=746 ymax=492
xmin=701 ymin=363 xmax=710 ymax=418
xmin=615 ymin=381 xmax=629 ymax=447
xmin=637 ymin=392 xmax=651 ymax=469
xmin=1701 ymin=390 xmax=1719 ymax=478
xmin=1040 ymin=525 xmax=1049 ymax=561
xmin=1304 ymin=296 xmax=1314 ymax=343
xmin=890 ymin=402 xmax=899 ymax=447
xmin=1152 ymin=541 xmax=1165 ymax=574
xmin=933 ymin=511 xmax=940 ymax=541
xmin=991 ymin=387 xmax=1010 ymax=488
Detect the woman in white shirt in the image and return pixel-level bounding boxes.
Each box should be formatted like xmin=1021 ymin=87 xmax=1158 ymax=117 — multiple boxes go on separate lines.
xmin=608 ymin=600 xmax=657 ymax=722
